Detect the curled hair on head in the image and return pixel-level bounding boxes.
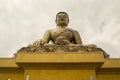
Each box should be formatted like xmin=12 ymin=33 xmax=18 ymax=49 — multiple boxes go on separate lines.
xmin=55 ymin=12 xmax=69 ymax=22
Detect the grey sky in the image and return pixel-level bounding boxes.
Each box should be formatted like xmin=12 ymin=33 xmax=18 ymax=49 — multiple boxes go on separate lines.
xmin=0 ymin=0 xmax=120 ymax=58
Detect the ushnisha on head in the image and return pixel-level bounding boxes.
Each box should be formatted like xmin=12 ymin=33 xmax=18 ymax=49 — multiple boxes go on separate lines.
xmin=55 ymin=12 xmax=69 ymax=26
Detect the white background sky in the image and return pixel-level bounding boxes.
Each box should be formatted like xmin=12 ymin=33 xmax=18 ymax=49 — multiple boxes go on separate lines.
xmin=0 ymin=0 xmax=120 ymax=58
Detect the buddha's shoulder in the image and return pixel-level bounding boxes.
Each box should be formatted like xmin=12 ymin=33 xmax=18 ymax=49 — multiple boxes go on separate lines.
xmin=44 ymin=28 xmax=54 ymax=31
xmin=66 ymin=28 xmax=78 ymax=32
xmin=45 ymin=28 xmax=78 ymax=33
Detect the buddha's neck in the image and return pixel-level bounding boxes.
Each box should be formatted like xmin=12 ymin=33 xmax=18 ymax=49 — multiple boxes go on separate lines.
xmin=57 ymin=26 xmax=67 ymax=28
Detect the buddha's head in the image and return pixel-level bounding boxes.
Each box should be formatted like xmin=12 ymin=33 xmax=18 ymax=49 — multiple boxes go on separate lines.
xmin=55 ymin=12 xmax=69 ymax=26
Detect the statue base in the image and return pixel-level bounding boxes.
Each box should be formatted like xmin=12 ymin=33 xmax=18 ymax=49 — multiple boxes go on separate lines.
xmin=16 ymin=52 xmax=105 ymax=80
xmin=17 ymin=44 xmax=110 ymax=58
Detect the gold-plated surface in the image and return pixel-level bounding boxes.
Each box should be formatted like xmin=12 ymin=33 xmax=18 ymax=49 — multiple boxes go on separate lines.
xmin=0 ymin=52 xmax=120 ymax=80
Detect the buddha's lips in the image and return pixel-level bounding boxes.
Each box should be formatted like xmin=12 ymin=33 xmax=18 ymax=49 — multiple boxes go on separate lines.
xmin=59 ymin=20 xmax=65 ymax=22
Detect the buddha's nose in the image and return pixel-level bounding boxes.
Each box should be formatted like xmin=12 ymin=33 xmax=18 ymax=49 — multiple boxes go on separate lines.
xmin=61 ymin=18 xmax=63 ymax=20
xmin=61 ymin=18 xmax=64 ymax=21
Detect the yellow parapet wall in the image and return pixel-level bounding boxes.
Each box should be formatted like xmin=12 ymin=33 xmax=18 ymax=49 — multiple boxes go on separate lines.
xmin=0 ymin=52 xmax=120 ymax=80
xmin=0 ymin=58 xmax=24 ymax=80
xmin=0 ymin=58 xmax=18 ymax=68
xmin=96 ymin=58 xmax=120 ymax=80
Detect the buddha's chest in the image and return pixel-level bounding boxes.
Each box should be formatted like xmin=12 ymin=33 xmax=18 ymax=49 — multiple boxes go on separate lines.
xmin=51 ymin=28 xmax=74 ymax=41
xmin=51 ymin=29 xmax=65 ymax=37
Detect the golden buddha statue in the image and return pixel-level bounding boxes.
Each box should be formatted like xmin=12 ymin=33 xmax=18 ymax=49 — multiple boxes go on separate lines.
xmin=32 ymin=12 xmax=82 ymax=46
xmin=17 ymin=12 xmax=109 ymax=58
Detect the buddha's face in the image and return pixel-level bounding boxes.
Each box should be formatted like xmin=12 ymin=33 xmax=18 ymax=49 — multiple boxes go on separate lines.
xmin=56 ymin=13 xmax=69 ymax=26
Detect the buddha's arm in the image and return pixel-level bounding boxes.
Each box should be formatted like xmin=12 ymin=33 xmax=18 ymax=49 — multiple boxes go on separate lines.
xmin=73 ymin=31 xmax=82 ymax=44
xmin=31 ymin=30 xmax=51 ymax=46
xmin=42 ymin=30 xmax=51 ymax=43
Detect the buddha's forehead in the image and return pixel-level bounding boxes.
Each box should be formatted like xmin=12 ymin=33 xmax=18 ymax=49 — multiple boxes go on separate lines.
xmin=57 ymin=13 xmax=67 ymax=16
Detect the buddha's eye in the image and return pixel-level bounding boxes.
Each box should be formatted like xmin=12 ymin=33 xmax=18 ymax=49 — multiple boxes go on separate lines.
xmin=58 ymin=15 xmax=62 ymax=18
xmin=63 ymin=15 xmax=66 ymax=18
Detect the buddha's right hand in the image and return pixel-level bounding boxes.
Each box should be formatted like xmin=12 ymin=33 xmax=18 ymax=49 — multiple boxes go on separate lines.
xmin=33 ymin=39 xmax=45 ymax=47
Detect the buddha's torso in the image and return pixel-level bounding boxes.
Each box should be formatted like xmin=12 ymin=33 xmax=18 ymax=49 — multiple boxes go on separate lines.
xmin=50 ymin=28 xmax=74 ymax=43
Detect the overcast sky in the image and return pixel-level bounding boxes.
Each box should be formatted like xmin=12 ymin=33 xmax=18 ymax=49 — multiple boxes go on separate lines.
xmin=0 ymin=0 xmax=120 ymax=58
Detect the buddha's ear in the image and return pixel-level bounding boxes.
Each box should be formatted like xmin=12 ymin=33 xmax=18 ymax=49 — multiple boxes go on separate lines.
xmin=55 ymin=19 xmax=57 ymax=24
